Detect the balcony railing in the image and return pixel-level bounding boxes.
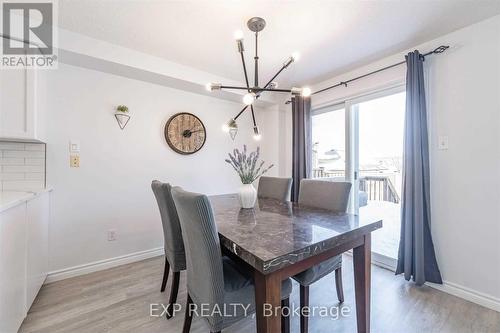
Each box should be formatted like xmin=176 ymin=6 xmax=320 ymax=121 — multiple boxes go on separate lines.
xmin=359 ymin=175 xmax=400 ymax=204
xmin=312 ymin=168 xmax=344 ymax=178
xmin=312 ymin=168 xmax=400 ymax=204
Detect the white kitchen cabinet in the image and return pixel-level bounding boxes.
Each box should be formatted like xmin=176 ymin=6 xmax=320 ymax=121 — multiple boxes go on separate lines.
xmin=0 ymin=202 xmax=27 ymax=333
xmin=0 ymin=68 xmax=27 ymax=137
xmin=26 ymin=192 xmax=50 ymax=310
xmin=0 ymin=67 xmax=45 ymax=142
xmin=0 ymin=37 xmax=46 ymax=142
xmin=0 ymin=190 xmax=50 ymax=333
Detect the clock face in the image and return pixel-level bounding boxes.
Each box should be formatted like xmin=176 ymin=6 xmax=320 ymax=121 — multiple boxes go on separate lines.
xmin=165 ymin=112 xmax=206 ymax=155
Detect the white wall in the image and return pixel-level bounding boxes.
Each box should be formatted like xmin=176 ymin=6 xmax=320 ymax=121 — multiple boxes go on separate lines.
xmin=280 ymin=15 xmax=500 ymax=307
xmin=425 ymin=16 xmax=500 ymax=306
xmin=44 ymin=63 xmax=280 ymax=273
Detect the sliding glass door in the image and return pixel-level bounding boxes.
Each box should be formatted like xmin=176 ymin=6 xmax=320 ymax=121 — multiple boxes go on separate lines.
xmin=351 ymin=88 xmax=405 ymax=260
xmin=311 ymin=86 xmax=405 ymax=262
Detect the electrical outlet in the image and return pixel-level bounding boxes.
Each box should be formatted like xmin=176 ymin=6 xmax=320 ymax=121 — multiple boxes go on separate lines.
xmin=438 ymin=136 xmax=449 ymax=150
xmin=108 ymin=229 xmax=117 ymax=241
xmin=70 ymin=155 xmax=80 ymax=167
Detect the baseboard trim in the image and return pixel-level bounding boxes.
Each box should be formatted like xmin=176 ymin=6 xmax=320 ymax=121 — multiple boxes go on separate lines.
xmin=427 ymin=280 xmax=500 ymax=312
xmin=345 ymin=251 xmax=500 ymax=312
xmin=45 ymin=247 xmax=164 ymax=283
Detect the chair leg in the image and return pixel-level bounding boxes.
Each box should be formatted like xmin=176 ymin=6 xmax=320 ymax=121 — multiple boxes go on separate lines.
xmin=281 ymin=297 xmax=290 ymax=333
xmin=335 ymin=267 xmax=344 ymax=303
xmin=160 ymin=257 xmax=170 ymax=292
xmin=166 ymin=271 xmax=181 ymax=319
xmin=300 ymin=285 xmax=309 ymax=333
xmin=182 ymin=294 xmax=193 ymax=333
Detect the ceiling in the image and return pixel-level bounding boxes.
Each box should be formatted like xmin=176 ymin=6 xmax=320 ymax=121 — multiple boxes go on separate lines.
xmin=58 ymin=0 xmax=500 ymax=87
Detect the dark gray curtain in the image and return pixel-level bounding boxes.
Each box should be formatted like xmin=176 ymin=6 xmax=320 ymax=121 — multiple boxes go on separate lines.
xmin=396 ymin=51 xmax=442 ymax=285
xmin=291 ymin=96 xmax=311 ymax=202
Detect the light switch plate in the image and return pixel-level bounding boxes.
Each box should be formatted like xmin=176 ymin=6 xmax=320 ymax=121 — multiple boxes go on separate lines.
xmin=70 ymin=155 xmax=80 ymax=167
xmin=438 ymin=136 xmax=449 ymax=150
xmin=69 ymin=140 xmax=80 ymax=153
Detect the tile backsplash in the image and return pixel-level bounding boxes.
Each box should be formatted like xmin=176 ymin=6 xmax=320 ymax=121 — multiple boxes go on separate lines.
xmin=0 ymin=141 xmax=46 ymax=191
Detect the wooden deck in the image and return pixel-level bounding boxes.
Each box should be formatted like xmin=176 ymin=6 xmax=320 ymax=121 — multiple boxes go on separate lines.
xmin=360 ymin=200 xmax=401 ymax=259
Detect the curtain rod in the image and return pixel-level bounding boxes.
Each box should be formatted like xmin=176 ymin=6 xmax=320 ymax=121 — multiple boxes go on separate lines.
xmin=310 ymin=45 xmax=449 ymax=96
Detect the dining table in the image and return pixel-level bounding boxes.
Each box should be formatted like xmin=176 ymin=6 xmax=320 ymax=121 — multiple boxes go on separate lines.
xmin=209 ymin=194 xmax=383 ymax=333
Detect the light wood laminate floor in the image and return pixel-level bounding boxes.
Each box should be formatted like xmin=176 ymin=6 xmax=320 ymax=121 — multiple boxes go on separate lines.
xmin=20 ymin=256 xmax=500 ymax=333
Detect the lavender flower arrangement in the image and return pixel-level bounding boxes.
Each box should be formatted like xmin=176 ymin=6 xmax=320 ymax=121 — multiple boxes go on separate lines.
xmin=225 ymin=145 xmax=274 ymax=184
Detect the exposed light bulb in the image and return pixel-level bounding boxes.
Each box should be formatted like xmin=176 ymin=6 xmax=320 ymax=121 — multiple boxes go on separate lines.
xmin=301 ymin=87 xmax=312 ymax=97
xmin=236 ymin=39 xmax=244 ymax=53
xmin=223 ymin=118 xmax=237 ymax=133
xmin=206 ymin=83 xmax=222 ymax=91
xmin=243 ymin=92 xmax=256 ymax=105
xmin=283 ymin=52 xmax=300 ymax=68
xmin=233 ymin=30 xmax=244 ymax=40
xmin=253 ymin=126 xmax=261 ymax=141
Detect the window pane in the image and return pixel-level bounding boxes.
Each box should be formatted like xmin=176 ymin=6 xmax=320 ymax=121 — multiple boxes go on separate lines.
xmin=311 ymin=108 xmax=345 ymax=179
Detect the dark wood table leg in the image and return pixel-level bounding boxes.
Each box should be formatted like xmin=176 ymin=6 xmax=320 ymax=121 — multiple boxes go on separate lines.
xmin=353 ymin=234 xmax=371 ymax=333
xmin=254 ymin=270 xmax=282 ymax=333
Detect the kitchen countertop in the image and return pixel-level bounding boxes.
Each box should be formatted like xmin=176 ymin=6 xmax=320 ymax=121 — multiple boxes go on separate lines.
xmin=0 ymin=189 xmax=52 ymax=213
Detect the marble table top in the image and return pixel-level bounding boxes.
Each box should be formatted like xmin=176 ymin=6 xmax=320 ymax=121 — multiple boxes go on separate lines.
xmin=210 ymin=194 xmax=383 ymax=274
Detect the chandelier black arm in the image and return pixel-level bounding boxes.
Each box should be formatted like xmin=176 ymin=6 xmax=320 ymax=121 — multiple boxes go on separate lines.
xmin=250 ymin=105 xmax=257 ymax=127
xmin=254 ymin=88 xmax=292 ymax=93
xmin=220 ymin=86 xmax=291 ymax=93
xmin=261 ymin=63 xmax=288 ymax=91
xmin=240 ymin=51 xmax=251 ymax=91
xmin=220 ymin=85 xmax=252 ymax=90
xmin=252 ymin=60 xmax=292 ymax=98
xmin=233 ymin=105 xmax=248 ymax=121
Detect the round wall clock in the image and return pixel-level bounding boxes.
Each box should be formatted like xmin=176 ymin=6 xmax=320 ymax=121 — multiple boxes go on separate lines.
xmin=164 ymin=112 xmax=206 ymax=155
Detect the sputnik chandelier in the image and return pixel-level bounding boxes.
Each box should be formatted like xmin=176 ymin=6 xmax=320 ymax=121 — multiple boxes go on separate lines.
xmin=206 ymin=17 xmax=311 ymax=140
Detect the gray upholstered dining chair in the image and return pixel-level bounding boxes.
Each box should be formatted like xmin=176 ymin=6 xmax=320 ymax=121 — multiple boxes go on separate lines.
xmin=257 ymin=176 xmax=293 ymax=201
xmin=171 ymin=187 xmax=293 ymax=333
xmin=151 ymin=180 xmax=186 ymax=319
xmin=294 ymin=179 xmax=352 ymax=333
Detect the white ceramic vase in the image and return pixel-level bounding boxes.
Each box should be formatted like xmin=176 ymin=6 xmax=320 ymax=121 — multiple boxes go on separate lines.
xmin=238 ymin=183 xmax=257 ymax=209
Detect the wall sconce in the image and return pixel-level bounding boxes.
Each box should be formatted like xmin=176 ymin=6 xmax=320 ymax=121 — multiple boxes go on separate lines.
xmin=114 ymin=105 xmax=130 ymax=130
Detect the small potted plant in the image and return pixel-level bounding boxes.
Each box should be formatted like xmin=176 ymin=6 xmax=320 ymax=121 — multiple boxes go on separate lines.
xmin=114 ymin=105 xmax=130 ymax=130
xmin=225 ymin=145 xmax=273 ymax=208
xmin=116 ymin=105 xmax=129 ymax=113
